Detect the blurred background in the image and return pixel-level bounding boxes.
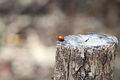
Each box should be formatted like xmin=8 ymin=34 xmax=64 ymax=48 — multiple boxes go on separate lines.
xmin=0 ymin=0 xmax=119 ymax=80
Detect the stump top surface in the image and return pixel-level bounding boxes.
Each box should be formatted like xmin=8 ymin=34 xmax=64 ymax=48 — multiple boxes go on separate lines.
xmin=57 ymin=33 xmax=118 ymax=48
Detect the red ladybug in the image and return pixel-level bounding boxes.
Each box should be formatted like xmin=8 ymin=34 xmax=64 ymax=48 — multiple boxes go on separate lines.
xmin=58 ymin=35 xmax=64 ymax=41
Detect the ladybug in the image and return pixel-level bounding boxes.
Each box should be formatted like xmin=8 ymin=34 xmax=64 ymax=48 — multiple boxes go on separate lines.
xmin=58 ymin=35 xmax=64 ymax=41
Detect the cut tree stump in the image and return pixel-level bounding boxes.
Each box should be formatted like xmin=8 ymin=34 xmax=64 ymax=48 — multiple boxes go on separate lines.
xmin=54 ymin=33 xmax=118 ymax=80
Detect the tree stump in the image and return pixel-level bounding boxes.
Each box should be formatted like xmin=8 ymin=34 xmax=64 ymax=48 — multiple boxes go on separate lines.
xmin=54 ymin=33 xmax=118 ymax=80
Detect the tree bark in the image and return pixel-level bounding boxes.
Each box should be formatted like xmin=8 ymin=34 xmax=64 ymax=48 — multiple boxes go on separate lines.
xmin=54 ymin=33 xmax=118 ymax=80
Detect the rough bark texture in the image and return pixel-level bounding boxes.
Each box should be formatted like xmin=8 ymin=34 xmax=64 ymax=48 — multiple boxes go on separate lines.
xmin=54 ymin=33 xmax=118 ymax=80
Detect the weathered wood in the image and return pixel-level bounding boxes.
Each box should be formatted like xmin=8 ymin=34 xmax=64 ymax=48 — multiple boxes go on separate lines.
xmin=54 ymin=33 xmax=118 ymax=80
